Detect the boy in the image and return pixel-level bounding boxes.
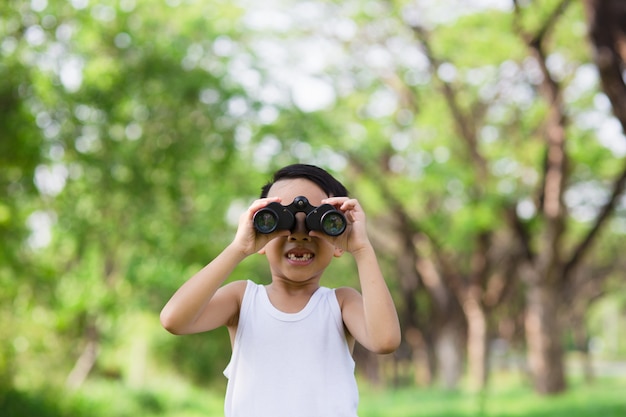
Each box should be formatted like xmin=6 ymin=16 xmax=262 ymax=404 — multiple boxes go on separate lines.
xmin=160 ymin=164 xmax=401 ymax=417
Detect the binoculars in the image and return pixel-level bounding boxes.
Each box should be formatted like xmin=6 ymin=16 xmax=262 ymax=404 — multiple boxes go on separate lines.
xmin=253 ymin=196 xmax=347 ymax=236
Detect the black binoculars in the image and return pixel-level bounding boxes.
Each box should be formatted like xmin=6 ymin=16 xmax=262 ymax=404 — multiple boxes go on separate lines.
xmin=253 ymin=196 xmax=347 ymax=236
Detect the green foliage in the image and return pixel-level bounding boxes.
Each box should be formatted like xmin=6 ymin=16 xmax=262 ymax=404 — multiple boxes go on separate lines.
xmin=2 ymin=0 xmax=625 ymax=404
xmin=0 ymin=388 xmax=64 ymax=417
xmin=433 ymin=11 xmax=524 ymax=67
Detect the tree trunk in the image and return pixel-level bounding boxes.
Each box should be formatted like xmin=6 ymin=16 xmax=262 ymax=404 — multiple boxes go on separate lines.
xmin=66 ymin=321 xmax=99 ymax=390
xmin=404 ymin=326 xmax=435 ymax=386
xmin=571 ymin=319 xmax=594 ymax=384
xmin=436 ymin=321 xmax=465 ymax=390
xmin=524 ymin=283 xmax=566 ymax=394
xmin=462 ymin=289 xmax=488 ymax=390
xmin=583 ymin=0 xmax=626 ymax=128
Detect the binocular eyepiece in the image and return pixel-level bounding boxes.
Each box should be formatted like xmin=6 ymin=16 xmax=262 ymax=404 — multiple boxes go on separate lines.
xmin=253 ymin=196 xmax=347 ymax=236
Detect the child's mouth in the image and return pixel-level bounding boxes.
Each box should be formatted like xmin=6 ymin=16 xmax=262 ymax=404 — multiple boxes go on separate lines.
xmin=286 ymin=250 xmax=315 ymax=264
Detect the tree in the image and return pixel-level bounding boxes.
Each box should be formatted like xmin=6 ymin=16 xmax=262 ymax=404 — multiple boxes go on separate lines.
xmin=510 ymin=0 xmax=626 ymax=394
xmin=3 ymin=0 xmax=625 ymax=402
xmin=1 ymin=0 xmax=265 ymax=390
xmin=294 ymin=0 xmax=626 ymax=394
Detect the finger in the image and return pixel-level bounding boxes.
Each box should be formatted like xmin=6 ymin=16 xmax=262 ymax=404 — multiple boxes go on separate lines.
xmin=247 ymin=197 xmax=282 ymax=218
xmin=321 ymin=196 xmax=348 ymax=207
xmin=251 ymin=196 xmax=282 ymax=209
xmin=340 ymin=198 xmax=359 ymax=210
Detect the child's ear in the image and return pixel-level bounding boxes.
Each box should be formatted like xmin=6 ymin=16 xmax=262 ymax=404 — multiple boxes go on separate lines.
xmin=333 ymin=247 xmax=344 ymax=258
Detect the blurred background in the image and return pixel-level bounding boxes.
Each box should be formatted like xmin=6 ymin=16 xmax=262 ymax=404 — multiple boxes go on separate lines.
xmin=2 ymin=0 xmax=625 ymax=416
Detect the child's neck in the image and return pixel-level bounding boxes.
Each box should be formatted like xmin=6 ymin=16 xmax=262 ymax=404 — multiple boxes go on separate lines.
xmin=265 ymin=280 xmax=320 ymax=313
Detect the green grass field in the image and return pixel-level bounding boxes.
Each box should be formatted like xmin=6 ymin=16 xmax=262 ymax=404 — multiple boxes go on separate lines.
xmin=358 ymin=377 xmax=626 ymax=417
xmin=3 ymin=375 xmax=625 ymax=417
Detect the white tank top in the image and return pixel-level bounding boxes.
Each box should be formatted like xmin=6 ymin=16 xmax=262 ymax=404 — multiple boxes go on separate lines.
xmin=223 ymin=280 xmax=358 ymax=417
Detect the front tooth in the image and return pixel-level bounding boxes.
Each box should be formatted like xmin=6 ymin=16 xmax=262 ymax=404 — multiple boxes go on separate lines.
xmin=289 ymin=253 xmax=311 ymax=260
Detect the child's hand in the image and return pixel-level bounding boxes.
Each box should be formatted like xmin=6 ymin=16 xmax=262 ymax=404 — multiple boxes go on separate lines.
xmin=315 ymin=197 xmax=372 ymax=254
xmin=231 ymin=197 xmax=289 ymax=256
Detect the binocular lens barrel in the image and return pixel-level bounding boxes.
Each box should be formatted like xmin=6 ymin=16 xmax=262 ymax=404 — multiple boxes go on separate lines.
xmin=253 ymin=209 xmax=279 ymax=234
xmin=320 ymin=212 xmax=346 ymax=236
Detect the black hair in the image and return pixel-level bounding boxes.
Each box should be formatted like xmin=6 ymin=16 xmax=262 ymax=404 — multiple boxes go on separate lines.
xmin=260 ymin=164 xmax=349 ymax=198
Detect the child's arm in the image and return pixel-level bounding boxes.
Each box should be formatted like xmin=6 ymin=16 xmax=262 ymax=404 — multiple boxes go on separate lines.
xmin=160 ymin=246 xmax=248 ymax=335
xmin=323 ymin=197 xmax=401 ymax=354
xmin=160 ymin=197 xmax=286 ymax=335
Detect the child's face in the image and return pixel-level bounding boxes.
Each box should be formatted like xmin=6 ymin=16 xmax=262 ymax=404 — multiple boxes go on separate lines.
xmin=261 ymin=178 xmax=342 ymax=285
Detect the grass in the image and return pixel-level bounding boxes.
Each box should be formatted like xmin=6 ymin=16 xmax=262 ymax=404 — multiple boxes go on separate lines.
xmin=358 ymin=376 xmax=626 ymax=417
xmin=2 ymin=374 xmax=625 ymax=417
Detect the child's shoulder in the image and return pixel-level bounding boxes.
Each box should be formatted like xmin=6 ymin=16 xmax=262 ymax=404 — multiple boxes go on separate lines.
xmin=221 ymin=279 xmax=250 ymax=300
xmin=334 ymin=286 xmax=361 ymax=306
xmin=224 ymin=279 xmax=250 ymax=289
